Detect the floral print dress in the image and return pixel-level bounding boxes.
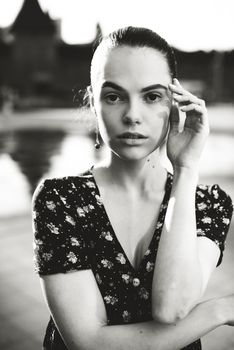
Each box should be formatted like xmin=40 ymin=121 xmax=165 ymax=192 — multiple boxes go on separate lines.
xmin=32 ymin=169 xmax=233 ymax=350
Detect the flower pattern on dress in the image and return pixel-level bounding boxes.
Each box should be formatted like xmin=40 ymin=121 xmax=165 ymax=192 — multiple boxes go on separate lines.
xmin=96 ymin=273 xmax=102 ymax=285
xmin=67 ymin=252 xmax=77 ymax=264
xmin=197 ymin=190 xmax=205 ymax=198
xmin=122 ymin=273 xmax=131 ymax=284
xmin=146 ymin=261 xmax=154 ymax=272
xmin=145 ymin=249 xmax=151 ymax=256
xmin=122 ymin=310 xmax=131 ymax=322
xmin=60 ymin=196 xmax=71 ymax=208
xmin=139 ymin=287 xmax=149 ymax=300
xmin=104 ymin=295 xmax=118 ymax=305
xmin=32 ymin=170 xmax=233 ymax=350
xmin=95 ymin=194 xmax=102 ymax=206
xmin=70 ymin=237 xmax=80 ymax=246
xmin=86 ymin=180 xmax=96 ymax=188
xmin=65 ymin=215 xmax=76 ymax=226
xmin=223 ymin=218 xmax=230 ymax=225
xmin=46 ymin=200 xmax=56 ymax=211
xmin=101 ymin=259 xmax=114 ymax=269
xmin=83 ymin=205 xmax=92 ymax=213
xmin=116 ymin=252 xmax=126 ymax=264
xmin=201 ymin=217 xmax=212 ymax=224
xmin=46 ymin=223 xmax=60 ymax=235
xmin=156 ymin=222 xmax=163 ymax=229
xmin=42 ymin=252 xmax=53 ymax=261
xmin=77 ymin=207 xmax=86 ymax=217
xmin=212 ymin=189 xmax=219 ymax=199
xmin=101 ymin=231 xmax=113 ymax=241
xmin=197 ymin=202 xmax=207 ymax=211
xmin=196 ymin=228 xmax=205 ymax=236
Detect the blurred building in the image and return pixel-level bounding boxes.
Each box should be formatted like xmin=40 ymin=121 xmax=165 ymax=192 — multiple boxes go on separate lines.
xmin=0 ymin=0 xmax=233 ymax=108
xmin=0 ymin=0 xmax=100 ymax=108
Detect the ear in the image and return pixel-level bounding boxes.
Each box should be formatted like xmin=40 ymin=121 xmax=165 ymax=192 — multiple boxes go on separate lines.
xmin=87 ymin=85 xmax=96 ymax=114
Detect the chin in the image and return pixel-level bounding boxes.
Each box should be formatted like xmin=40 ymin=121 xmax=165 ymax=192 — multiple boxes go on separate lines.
xmin=111 ymin=146 xmax=154 ymax=162
xmin=107 ymin=138 xmax=163 ymax=161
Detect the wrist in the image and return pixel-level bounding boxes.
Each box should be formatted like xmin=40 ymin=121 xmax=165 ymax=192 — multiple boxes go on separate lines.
xmin=214 ymin=296 xmax=233 ymax=326
xmin=173 ymin=166 xmax=199 ymax=182
xmin=198 ymin=298 xmax=226 ymax=328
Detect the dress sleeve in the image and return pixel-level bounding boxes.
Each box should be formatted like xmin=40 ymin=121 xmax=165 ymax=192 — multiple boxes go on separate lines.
xmin=32 ymin=178 xmax=91 ymax=275
xmin=196 ymin=184 xmax=233 ymax=266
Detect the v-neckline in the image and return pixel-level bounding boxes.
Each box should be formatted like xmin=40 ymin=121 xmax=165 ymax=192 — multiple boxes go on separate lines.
xmin=88 ymin=168 xmax=171 ymax=274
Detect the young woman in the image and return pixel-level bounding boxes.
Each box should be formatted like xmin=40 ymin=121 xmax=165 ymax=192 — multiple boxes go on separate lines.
xmin=32 ymin=27 xmax=233 ymax=350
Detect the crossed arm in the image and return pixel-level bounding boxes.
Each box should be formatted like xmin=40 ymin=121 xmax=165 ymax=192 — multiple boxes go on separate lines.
xmin=40 ymin=169 xmax=230 ymax=350
xmin=41 ymin=267 xmax=228 ymax=350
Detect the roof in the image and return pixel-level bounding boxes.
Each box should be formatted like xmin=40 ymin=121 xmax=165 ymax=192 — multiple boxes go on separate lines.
xmin=10 ymin=0 xmax=56 ymax=34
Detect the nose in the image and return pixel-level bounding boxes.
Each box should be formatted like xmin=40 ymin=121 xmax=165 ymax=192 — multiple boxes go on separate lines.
xmin=122 ymin=98 xmax=142 ymax=125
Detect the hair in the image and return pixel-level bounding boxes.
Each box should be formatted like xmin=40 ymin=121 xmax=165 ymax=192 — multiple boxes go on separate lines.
xmin=74 ymin=26 xmax=178 ymax=108
xmin=91 ymin=26 xmax=177 ymax=83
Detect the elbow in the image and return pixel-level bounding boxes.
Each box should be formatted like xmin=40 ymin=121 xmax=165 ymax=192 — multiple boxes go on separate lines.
xmin=152 ymin=295 xmax=192 ymax=324
xmin=152 ymin=281 xmax=201 ymax=324
xmin=152 ymin=305 xmax=189 ymax=324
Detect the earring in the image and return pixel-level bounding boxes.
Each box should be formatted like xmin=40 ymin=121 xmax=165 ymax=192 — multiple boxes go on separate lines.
xmin=94 ymin=130 xmax=101 ymax=149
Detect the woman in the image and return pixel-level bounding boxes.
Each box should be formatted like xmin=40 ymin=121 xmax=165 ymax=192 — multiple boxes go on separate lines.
xmin=32 ymin=27 xmax=233 ymax=350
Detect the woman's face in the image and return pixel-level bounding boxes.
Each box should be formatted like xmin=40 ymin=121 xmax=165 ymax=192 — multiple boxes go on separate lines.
xmin=91 ymin=45 xmax=172 ymax=161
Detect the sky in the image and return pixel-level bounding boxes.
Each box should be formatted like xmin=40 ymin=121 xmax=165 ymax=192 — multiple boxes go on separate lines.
xmin=0 ymin=0 xmax=234 ymax=51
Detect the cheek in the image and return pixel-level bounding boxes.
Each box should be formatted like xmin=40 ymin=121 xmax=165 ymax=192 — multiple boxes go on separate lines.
xmin=157 ymin=100 xmax=171 ymax=128
xmin=149 ymin=106 xmax=171 ymax=147
xmin=97 ymin=102 xmax=121 ymax=128
xmin=95 ymin=107 xmax=118 ymax=143
xmin=152 ymin=105 xmax=170 ymax=130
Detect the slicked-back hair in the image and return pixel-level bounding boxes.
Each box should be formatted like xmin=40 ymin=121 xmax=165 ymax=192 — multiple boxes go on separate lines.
xmin=92 ymin=26 xmax=177 ymax=80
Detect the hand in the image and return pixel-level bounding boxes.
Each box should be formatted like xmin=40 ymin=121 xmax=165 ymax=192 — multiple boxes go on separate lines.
xmin=217 ymin=294 xmax=234 ymax=326
xmin=167 ymin=79 xmax=209 ymax=171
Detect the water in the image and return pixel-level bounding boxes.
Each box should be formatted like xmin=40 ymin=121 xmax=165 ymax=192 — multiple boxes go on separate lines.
xmin=0 ymin=130 xmax=109 ymax=217
xmin=0 ymin=105 xmax=234 ymax=217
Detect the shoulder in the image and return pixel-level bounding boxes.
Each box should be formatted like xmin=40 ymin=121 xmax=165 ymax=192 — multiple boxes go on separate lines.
xmin=195 ymin=183 xmax=233 ymax=229
xmin=196 ymin=183 xmax=233 ymax=211
xmin=168 ymin=171 xmax=233 ymax=213
xmin=32 ymin=170 xmax=95 ymax=202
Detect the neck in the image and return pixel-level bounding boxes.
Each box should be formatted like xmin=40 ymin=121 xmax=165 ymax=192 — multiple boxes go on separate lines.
xmin=98 ymin=150 xmax=167 ymax=194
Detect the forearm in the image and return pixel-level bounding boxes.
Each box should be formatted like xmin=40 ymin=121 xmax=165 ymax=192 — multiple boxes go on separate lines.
xmin=67 ymin=298 xmax=224 ymax=350
xmin=152 ymin=167 xmax=202 ymax=321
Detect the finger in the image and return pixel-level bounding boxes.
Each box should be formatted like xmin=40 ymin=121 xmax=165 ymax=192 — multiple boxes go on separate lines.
xmin=173 ymin=78 xmax=182 ymax=87
xmin=183 ymin=113 xmax=209 ymax=133
xmin=180 ymin=103 xmax=208 ymax=127
xmin=173 ymin=93 xmax=201 ymax=106
xmin=168 ymin=83 xmax=184 ymax=95
xmin=184 ymin=114 xmax=202 ymax=129
xmin=170 ymin=87 xmax=205 ymax=107
xmin=180 ymin=103 xmax=203 ymax=113
xmin=169 ymin=80 xmax=200 ymax=102
xmin=169 ymin=102 xmax=180 ymax=132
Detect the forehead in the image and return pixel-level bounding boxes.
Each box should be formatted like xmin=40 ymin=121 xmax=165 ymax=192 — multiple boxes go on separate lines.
xmin=92 ymin=46 xmax=171 ymax=89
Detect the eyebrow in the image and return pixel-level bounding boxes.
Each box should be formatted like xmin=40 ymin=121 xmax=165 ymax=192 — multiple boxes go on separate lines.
xmin=101 ymin=81 xmax=168 ymax=92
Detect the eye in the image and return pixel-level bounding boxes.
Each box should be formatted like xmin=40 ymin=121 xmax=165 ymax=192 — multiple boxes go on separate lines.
xmin=144 ymin=92 xmax=161 ymax=103
xmin=104 ymin=93 xmax=123 ymax=104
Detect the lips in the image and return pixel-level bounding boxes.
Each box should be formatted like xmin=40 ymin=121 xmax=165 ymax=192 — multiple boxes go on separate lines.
xmin=117 ymin=132 xmax=148 ymax=139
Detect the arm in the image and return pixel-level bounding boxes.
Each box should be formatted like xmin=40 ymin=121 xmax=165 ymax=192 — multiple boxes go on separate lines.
xmin=152 ymin=167 xmax=220 ymax=322
xmin=40 ymin=268 xmax=233 ymax=350
xmin=152 ymin=79 xmax=219 ymax=323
